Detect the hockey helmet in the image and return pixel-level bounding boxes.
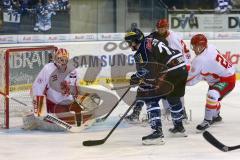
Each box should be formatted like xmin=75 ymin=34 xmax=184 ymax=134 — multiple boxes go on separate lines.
xmin=54 ymin=48 xmax=69 ymax=69
xmin=124 ymin=28 xmax=144 ymax=47
xmin=156 ymin=19 xmax=169 ymax=28
xmin=190 ymin=34 xmax=208 ymax=54
xmin=191 ymin=34 xmax=207 ymax=48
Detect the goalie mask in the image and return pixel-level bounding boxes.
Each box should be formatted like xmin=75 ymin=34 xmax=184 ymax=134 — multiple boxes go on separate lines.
xmin=54 ymin=48 xmax=69 ymax=71
xmin=190 ymin=34 xmax=207 ymax=55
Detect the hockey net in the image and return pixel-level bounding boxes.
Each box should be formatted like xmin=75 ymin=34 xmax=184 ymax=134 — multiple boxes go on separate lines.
xmin=0 ymin=46 xmax=57 ymax=129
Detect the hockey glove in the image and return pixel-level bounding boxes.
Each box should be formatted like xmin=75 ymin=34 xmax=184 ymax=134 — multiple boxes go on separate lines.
xmin=130 ymin=74 xmax=141 ymax=85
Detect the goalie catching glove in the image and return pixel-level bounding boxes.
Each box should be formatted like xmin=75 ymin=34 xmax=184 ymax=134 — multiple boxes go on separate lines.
xmin=75 ymin=93 xmax=101 ymax=112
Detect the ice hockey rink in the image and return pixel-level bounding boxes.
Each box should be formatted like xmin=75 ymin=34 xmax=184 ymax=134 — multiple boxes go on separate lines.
xmin=0 ymin=81 xmax=240 ymax=160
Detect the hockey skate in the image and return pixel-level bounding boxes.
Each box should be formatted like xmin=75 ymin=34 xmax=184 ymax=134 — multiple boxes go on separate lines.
xmin=142 ymin=128 xmax=165 ymax=145
xmin=169 ymin=123 xmax=187 ymax=137
xmin=196 ymin=119 xmax=211 ymax=132
xmin=211 ymin=114 xmax=222 ymax=124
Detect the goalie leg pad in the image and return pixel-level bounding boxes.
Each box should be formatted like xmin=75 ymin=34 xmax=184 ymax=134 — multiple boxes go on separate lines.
xmin=22 ymin=113 xmax=39 ymax=130
xmin=22 ymin=113 xmax=67 ymax=132
xmin=33 ymin=96 xmax=47 ymax=117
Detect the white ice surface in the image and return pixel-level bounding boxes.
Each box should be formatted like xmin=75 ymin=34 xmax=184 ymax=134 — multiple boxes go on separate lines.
xmin=1 ymin=82 xmax=240 ymax=160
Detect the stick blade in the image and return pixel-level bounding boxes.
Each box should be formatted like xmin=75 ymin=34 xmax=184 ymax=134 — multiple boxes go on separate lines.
xmin=203 ymin=131 xmax=229 ymax=152
xmin=82 ymin=139 xmax=105 ymax=146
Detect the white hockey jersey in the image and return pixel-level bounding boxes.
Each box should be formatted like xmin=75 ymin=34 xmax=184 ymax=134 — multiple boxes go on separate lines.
xmin=187 ymin=44 xmax=235 ymax=86
xmin=32 ymin=63 xmax=80 ymax=104
xmin=166 ymin=30 xmax=191 ymax=65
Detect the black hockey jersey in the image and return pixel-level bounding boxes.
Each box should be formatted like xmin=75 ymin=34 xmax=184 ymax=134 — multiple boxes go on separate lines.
xmin=147 ymin=31 xmax=168 ymax=46
xmin=133 ymin=37 xmax=188 ymax=98
xmin=134 ymin=37 xmax=185 ymax=80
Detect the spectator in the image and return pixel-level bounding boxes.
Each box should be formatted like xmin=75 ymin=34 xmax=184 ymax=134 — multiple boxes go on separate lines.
xmin=161 ymin=0 xmax=214 ymax=10
xmin=215 ymin=0 xmax=233 ymax=13
xmin=161 ymin=0 xmax=184 ymax=10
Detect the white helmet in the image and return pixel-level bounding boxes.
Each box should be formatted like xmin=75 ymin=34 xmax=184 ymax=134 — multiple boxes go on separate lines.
xmin=54 ymin=48 xmax=69 ymax=71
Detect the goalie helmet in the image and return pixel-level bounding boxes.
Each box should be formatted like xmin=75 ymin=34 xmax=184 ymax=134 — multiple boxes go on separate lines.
xmin=53 ymin=48 xmax=69 ymax=71
xmin=190 ymin=34 xmax=207 ymax=55
xmin=156 ymin=18 xmax=169 ymax=28
xmin=124 ymin=28 xmax=144 ymax=49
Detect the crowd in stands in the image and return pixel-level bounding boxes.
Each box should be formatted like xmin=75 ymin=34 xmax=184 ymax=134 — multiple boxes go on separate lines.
xmin=162 ymin=0 xmax=239 ymax=13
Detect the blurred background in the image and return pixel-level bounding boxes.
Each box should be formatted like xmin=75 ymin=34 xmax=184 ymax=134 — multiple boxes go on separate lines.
xmin=0 ymin=0 xmax=239 ymax=35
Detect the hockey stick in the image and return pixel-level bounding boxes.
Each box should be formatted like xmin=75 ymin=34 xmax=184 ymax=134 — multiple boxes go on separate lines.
xmin=111 ymin=84 xmax=138 ymax=90
xmin=203 ymin=131 xmax=240 ymax=152
xmin=0 ymin=91 xmax=30 ymax=107
xmin=95 ymin=87 xmax=131 ymax=123
xmin=82 ymin=99 xmax=137 ymax=146
xmin=43 ymin=113 xmax=89 ymax=133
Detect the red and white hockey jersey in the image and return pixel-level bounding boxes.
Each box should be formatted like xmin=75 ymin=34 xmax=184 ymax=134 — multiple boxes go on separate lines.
xmin=187 ymin=44 xmax=235 ymax=86
xmin=32 ymin=62 xmax=80 ymax=104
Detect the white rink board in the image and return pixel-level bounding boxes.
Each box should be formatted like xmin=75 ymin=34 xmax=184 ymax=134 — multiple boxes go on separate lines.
xmin=1 ymin=39 xmax=240 ymax=76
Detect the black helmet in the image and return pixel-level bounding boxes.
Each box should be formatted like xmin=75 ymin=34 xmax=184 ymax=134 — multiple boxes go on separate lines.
xmin=124 ymin=28 xmax=144 ymax=46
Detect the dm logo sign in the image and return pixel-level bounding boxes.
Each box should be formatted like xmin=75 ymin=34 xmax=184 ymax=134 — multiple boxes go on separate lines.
xmin=228 ymin=16 xmax=240 ymax=29
xmin=170 ymin=13 xmax=198 ymax=31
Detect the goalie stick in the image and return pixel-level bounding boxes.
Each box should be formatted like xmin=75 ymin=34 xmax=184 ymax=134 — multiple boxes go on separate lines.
xmin=203 ymin=131 xmax=240 ymax=152
xmin=82 ymin=100 xmax=137 ymax=146
xmin=0 ymin=91 xmax=31 ymax=108
xmin=43 ymin=113 xmax=89 ymax=132
xmin=96 ymin=87 xmax=131 ymax=123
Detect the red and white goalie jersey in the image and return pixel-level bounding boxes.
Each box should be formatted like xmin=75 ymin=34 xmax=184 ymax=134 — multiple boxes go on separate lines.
xmin=32 ymin=62 xmax=80 ymax=112
xmin=187 ymin=44 xmax=235 ymax=86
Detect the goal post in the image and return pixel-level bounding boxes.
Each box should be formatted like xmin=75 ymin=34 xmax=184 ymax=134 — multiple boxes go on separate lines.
xmin=0 ymin=46 xmax=57 ymax=129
